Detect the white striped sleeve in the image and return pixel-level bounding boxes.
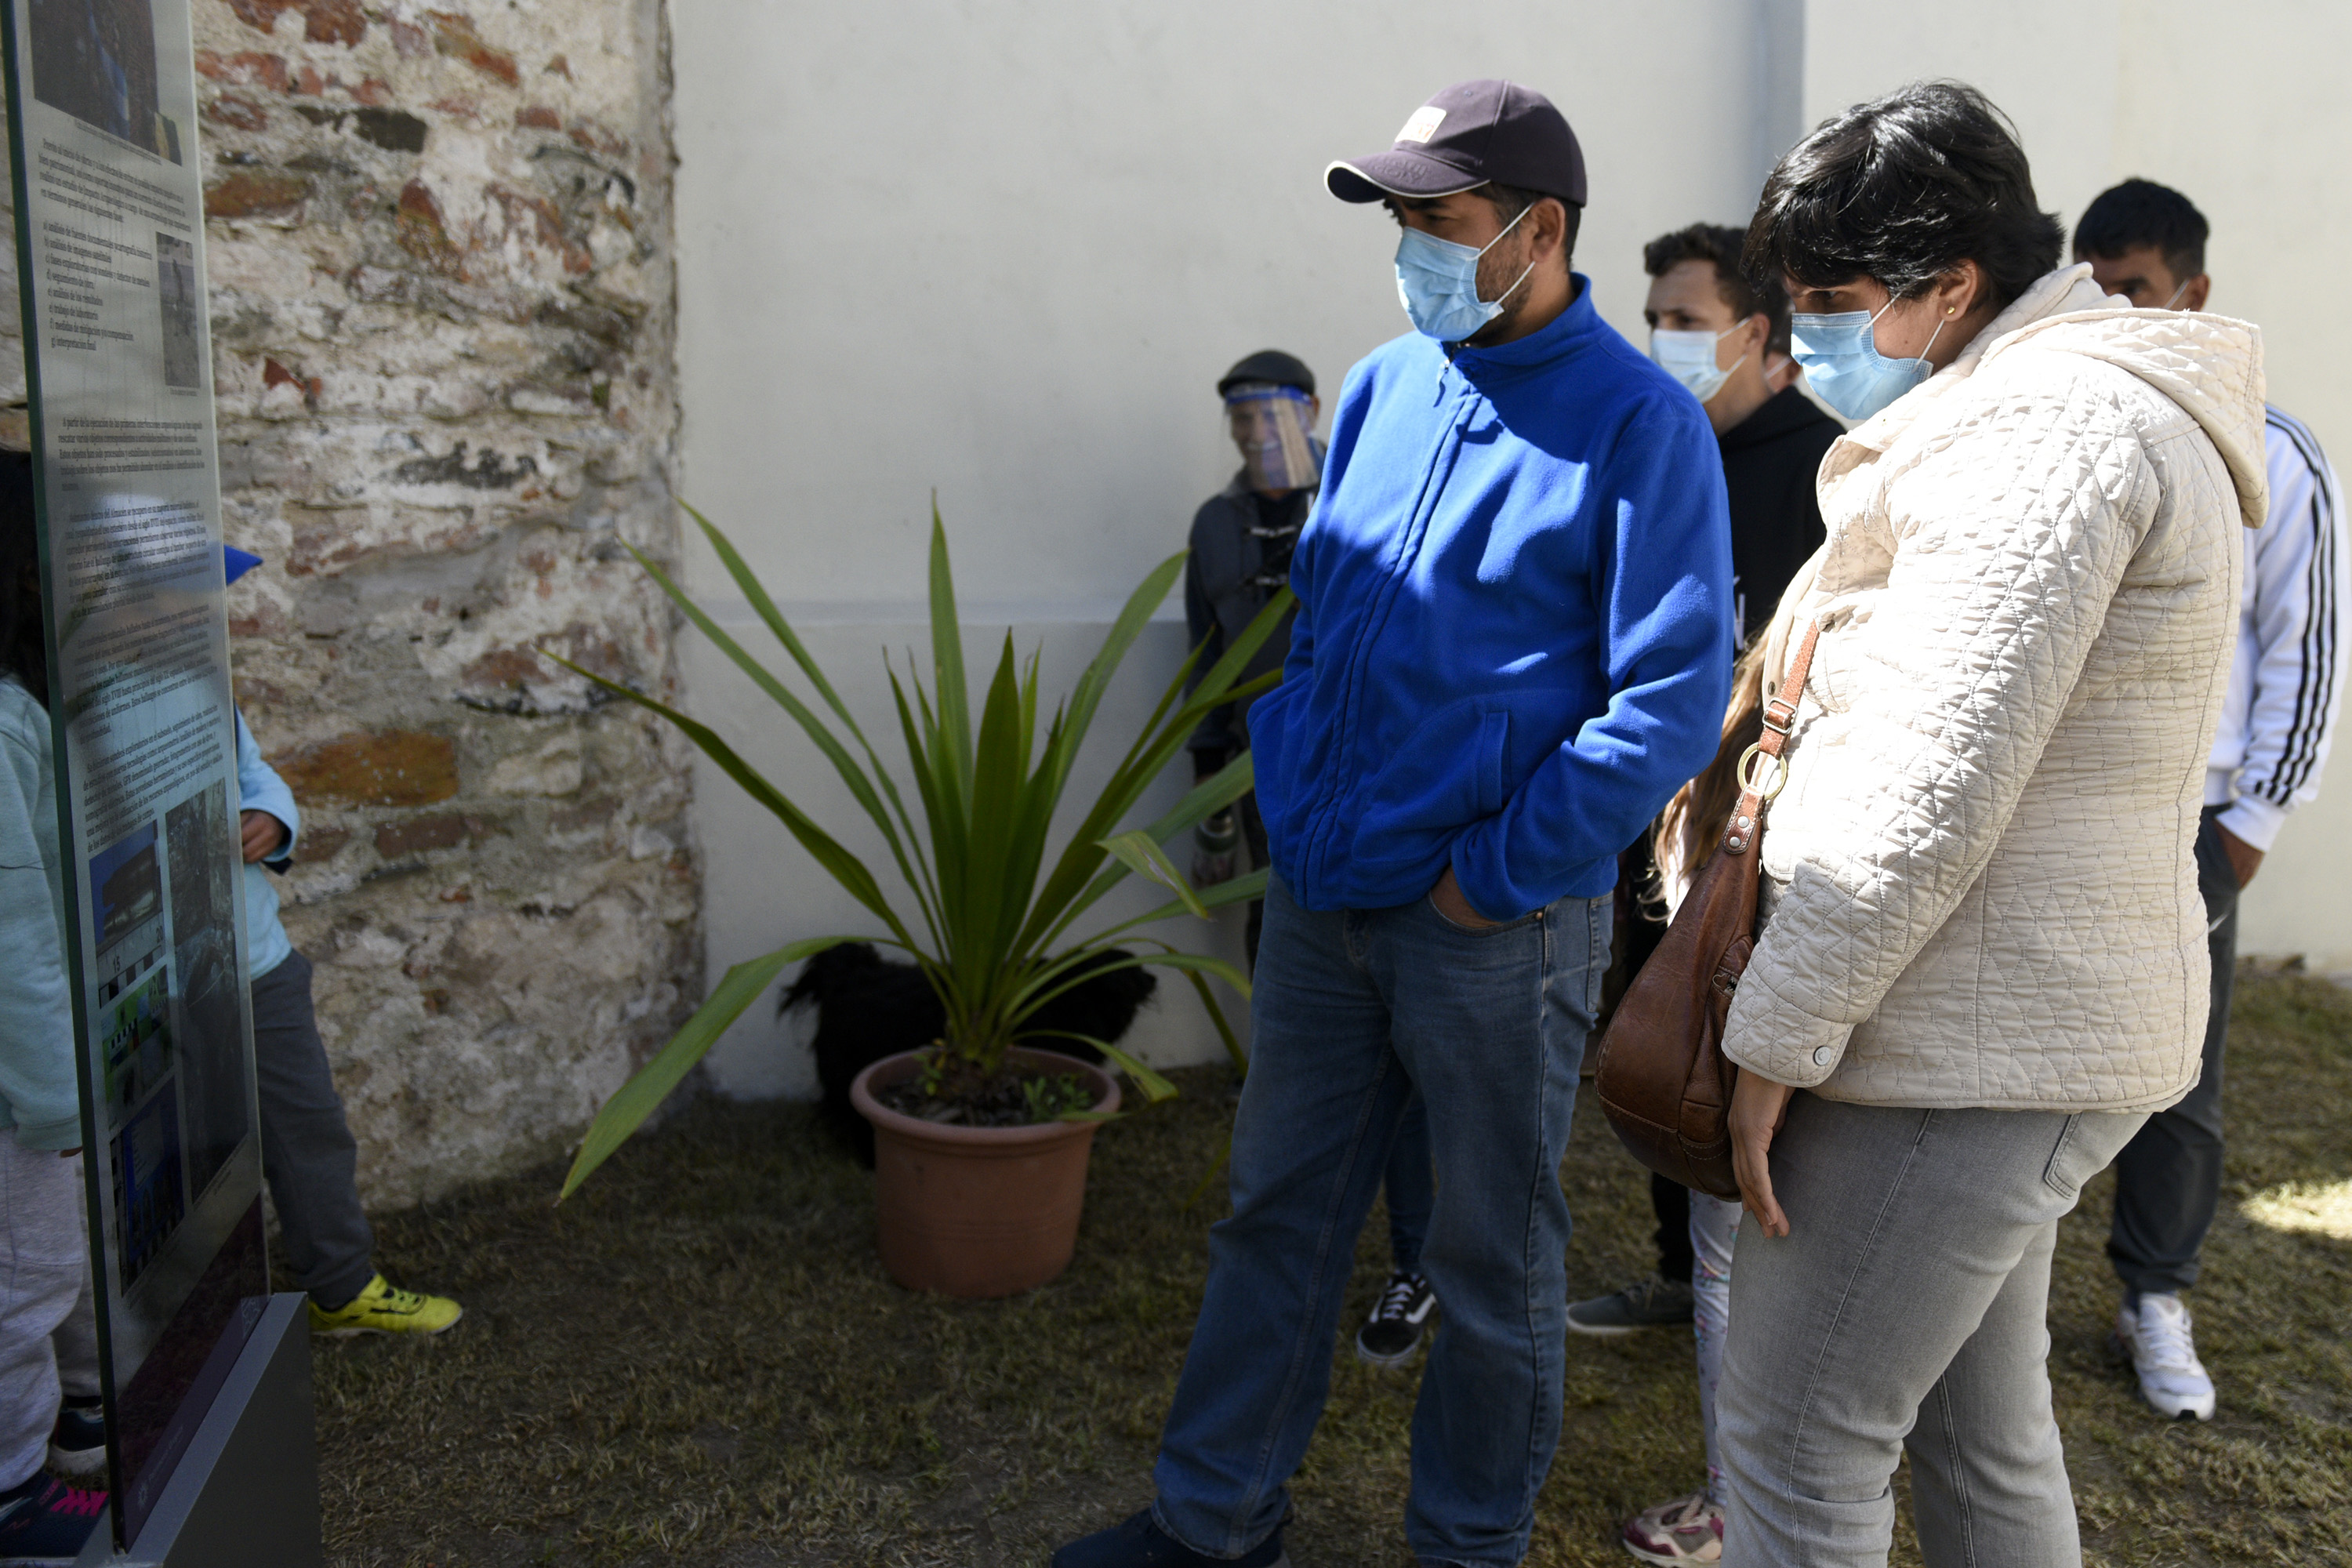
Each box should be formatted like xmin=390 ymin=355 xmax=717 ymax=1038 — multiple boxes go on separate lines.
xmin=2222 ymin=410 xmax=2347 ymax=849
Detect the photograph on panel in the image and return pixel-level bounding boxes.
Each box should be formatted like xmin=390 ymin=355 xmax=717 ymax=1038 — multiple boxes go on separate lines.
xmin=155 ymin=231 xmax=198 ymax=390
xmin=27 ymin=0 xmax=181 ymax=161
xmin=166 ymin=778 xmax=249 ymax=1200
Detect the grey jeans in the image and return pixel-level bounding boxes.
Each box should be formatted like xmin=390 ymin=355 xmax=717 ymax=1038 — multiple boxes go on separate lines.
xmin=0 ymin=1139 xmax=97 ymax=1490
xmin=1719 ymin=1094 xmax=2146 ymax=1568
xmin=252 ymin=951 xmax=377 ymax=1308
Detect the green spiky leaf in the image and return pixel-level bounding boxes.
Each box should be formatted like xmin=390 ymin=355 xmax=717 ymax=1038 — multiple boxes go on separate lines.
xmin=559 ymin=936 xmax=861 ymax=1199
xmin=557 ymin=503 xmax=1275 ymax=1199
xmin=1096 ymin=829 xmax=1210 ymax=918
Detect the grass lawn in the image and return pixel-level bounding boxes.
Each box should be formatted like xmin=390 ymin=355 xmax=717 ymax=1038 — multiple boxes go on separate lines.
xmin=316 ymin=970 xmax=2352 ymax=1566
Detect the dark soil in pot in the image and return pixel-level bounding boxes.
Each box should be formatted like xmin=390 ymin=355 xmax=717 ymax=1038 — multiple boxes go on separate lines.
xmin=782 ymin=942 xmax=1156 ymax=1162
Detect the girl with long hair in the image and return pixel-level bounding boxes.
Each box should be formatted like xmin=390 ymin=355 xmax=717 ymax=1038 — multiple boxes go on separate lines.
xmin=1618 ymin=632 xmax=1769 ymax=1565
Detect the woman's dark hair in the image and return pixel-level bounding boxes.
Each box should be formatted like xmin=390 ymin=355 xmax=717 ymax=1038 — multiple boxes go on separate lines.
xmin=1653 ymin=637 xmax=1767 ymax=913
xmin=0 ymin=452 xmax=48 ymax=710
xmin=1742 ymin=81 xmax=2063 ymax=311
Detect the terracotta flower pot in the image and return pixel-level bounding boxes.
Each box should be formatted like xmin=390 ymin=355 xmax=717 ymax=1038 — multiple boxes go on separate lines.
xmin=849 ymin=1047 xmax=1121 ymax=1298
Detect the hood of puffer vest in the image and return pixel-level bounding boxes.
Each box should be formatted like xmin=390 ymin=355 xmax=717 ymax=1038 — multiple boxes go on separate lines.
xmin=1920 ymin=263 xmax=2271 ymax=528
xmin=1759 ymin=263 xmax=2271 ymax=698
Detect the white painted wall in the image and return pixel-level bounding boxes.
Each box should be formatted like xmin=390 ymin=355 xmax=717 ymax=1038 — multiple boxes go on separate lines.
xmin=670 ymin=0 xmax=1788 ymax=1093
xmin=1800 ymin=2 xmax=2124 ymax=241
xmin=671 ymin=1 xmax=2352 ymax=1098
xmin=672 ymin=0 xmax=1785 ymax=607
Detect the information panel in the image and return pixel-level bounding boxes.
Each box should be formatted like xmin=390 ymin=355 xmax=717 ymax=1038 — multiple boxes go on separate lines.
xmin=0 ymin=0 xmax=263 ymax=1548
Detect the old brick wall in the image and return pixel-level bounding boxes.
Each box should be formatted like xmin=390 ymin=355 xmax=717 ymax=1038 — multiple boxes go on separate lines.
xmin=3 ymin=0 xmax=700 ymax=1208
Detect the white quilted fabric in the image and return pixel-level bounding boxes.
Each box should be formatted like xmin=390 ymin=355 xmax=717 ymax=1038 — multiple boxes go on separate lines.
xmin=1722 ymin=264 xmax=2267 ymax=1111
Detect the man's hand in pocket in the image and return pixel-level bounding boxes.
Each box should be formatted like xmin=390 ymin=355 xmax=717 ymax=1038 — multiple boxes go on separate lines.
xmin=2218 ymin=824 xmax=2264 ymax=889
xmin=1431 ymin=866 xmax=1499 ymax=930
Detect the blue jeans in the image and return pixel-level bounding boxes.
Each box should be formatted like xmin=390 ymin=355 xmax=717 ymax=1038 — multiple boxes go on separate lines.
xmin=1385 ymin=1093 xmax=1434 ymax=1276
xmin=1153 ymin=876 xmax=1611 ymax=1566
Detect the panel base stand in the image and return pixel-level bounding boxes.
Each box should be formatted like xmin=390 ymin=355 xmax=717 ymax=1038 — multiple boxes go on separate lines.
xmin=76 ymin=1294 xmax=321 ymax=1567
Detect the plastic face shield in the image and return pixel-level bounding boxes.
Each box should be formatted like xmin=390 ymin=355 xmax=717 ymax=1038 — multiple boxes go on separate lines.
xmin=1225 ymin=383 xmax=1319 ymax=492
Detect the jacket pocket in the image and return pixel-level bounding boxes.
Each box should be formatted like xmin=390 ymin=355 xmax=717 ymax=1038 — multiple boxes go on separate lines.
xmin=1473 ymin=703 xmax=1507 ymax=815
xmin=1352 ymin=698 xmax=1510 ymax=843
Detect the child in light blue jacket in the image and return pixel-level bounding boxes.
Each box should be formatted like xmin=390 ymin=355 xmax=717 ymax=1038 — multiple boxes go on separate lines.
xmin=223 ymin=547 xmax=461 ymax=1338
xmin=0 ymin=452 xmax=108 ymax=1559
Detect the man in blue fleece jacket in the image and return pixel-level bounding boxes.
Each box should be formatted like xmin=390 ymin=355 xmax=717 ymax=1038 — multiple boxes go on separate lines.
xmin=1057 ymin=82 xmax=1732 ymax=1568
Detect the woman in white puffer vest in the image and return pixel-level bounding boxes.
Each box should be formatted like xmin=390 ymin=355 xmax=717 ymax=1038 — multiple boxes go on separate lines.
xmin=1714 ymin=84 xmax=2268 ymax=1568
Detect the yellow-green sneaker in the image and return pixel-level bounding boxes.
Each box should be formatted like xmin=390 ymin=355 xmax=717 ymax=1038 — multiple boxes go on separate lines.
xmin=307 ymin=1274 xmax=463 ymax=1338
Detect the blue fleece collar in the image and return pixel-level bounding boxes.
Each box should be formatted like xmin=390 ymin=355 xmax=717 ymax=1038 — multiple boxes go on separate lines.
xmin=1447 ymin=273 xmax=1602 ymax=376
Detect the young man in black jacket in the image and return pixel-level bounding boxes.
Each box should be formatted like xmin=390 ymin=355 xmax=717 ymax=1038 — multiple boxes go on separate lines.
xmin=1570 ymin=224 xmax=1841 ymax=1341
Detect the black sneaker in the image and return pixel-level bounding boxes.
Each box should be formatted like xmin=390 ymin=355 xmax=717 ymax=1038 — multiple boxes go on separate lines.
xmin=1354 ymin=1269 xmax=1436 ymax=1367
xmin=1566 ymin=1275 xmax=1693 ymax=1335
xmin=47 ymin=1398 xmax=104 ymax=1479
xmin=1052 ymin=1508 xmax=1287 ymax=1567
xmin=0 ymin=1471 xmax=107 ymax=1564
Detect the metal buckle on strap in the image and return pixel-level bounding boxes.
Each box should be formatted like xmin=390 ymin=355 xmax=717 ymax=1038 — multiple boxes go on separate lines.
xmin=1736 ymin=742 xmax=1789 ymax=803
xmin=1762 ymin=696 xmax=1798 ymax=736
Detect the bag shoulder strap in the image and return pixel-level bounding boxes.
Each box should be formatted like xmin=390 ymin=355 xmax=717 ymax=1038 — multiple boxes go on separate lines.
xmin=1721 ymin=619 xmax=1820 ymax=858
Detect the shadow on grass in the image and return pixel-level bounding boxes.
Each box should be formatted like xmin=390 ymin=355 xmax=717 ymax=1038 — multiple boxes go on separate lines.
xmin=2051 ymin=975 xmax=2352 ymax=1568
xmin=316 ymin=973 xmax=2351 ymax=1567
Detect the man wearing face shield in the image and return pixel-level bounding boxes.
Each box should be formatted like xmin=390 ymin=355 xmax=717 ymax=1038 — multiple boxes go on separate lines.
xmin=1185 ymin=353 xmax=1442 ymax=1376
xmin=1057 ymin=79 xmax=1732 ymax=1568
xmin=1185 ymin=350 xmax=1321 ymax=943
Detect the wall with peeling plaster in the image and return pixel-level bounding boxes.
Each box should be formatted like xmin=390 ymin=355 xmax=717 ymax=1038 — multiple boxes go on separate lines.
xmin=1 ymin=0 xmax=699 ymax=1210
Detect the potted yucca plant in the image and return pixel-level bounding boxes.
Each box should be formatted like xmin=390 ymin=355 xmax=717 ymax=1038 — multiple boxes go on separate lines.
xmin=552 ymin=506 xmax=1287 ymax=1297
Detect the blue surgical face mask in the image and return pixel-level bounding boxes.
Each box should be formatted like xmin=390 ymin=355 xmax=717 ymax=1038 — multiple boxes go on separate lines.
xmin=1393 ymin=202 xmax=1536 ymax=343
xmin=1650 ymin=324 xmax=1748 ymax=404
xmin=1789 ymin=295 xmax=1950 ymax=423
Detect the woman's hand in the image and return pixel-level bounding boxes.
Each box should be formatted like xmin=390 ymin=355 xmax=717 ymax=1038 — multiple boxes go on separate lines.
xmin=1730 ymin=1071 xmax=1797 ymax=1238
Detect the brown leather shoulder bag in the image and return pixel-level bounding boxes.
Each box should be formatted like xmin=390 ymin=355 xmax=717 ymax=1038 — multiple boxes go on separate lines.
xmin=1592 ymin=621 xmax=1820 ymax=1202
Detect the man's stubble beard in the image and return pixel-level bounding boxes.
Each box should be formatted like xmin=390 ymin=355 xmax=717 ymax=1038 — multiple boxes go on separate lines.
xmin=1466 ymin=229 xmax=1544 ymax=347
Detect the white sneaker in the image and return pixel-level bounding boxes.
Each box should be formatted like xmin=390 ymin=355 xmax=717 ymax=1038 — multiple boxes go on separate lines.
xmin=1621 ymin=1490 xmax=1723 ymax=1564
xmin=2112 ymin=1292 xmax=2216 ymax=1421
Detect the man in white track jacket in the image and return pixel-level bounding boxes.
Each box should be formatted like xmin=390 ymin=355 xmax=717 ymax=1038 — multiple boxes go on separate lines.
xmin=2076 ymin=177 xmax=2347 ymax=1421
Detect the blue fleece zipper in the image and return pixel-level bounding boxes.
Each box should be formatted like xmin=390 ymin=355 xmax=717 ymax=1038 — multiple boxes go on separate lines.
xmin=1300 ymin=371 xmax=1479 ymax=891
